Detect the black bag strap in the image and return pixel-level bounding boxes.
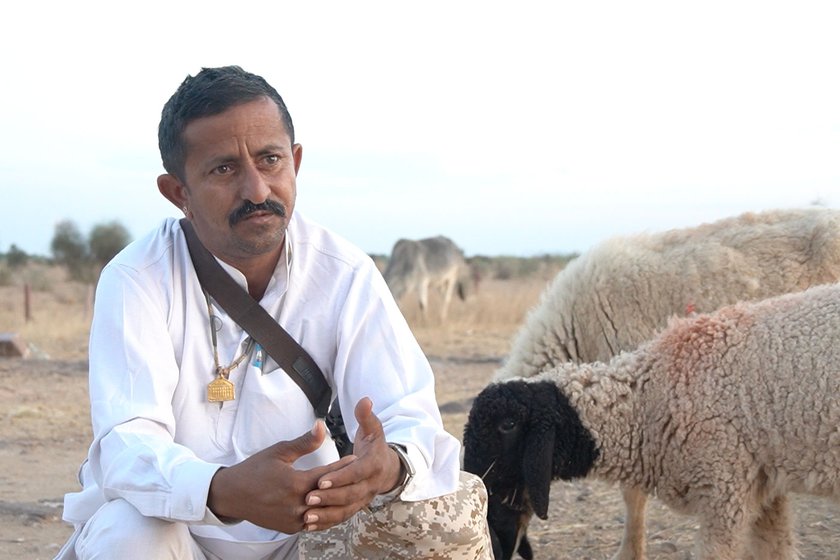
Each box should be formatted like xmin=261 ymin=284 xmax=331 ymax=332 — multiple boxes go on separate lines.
xmin=179 ymin=218 xmax=332 ymax=418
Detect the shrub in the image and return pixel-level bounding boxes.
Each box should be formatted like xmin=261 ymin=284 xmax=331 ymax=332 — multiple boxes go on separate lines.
xmin=89 ymin=221 xmax=131 ymax=268
xmin=6 ymin=244 xmax=28 ymax=268
xmin=51 ymin=220 xmax=91 ymax=282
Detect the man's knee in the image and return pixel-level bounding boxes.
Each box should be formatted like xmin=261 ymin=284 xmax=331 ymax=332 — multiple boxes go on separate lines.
xmin=351 ymin=471 xmax=492 ymax=559
xmin=75 ymin=499 xmax=199 ymax=559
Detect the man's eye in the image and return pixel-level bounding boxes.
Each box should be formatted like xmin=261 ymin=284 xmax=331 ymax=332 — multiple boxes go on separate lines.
xmin=264 ymin=154 xmax=280 ymax=165
xmin=214 ymin=164 xmax=233 ymax=175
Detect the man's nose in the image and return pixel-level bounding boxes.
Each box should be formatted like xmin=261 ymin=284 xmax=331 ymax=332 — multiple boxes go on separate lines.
xmin=240 ymin=162 xmax=271 ymax=203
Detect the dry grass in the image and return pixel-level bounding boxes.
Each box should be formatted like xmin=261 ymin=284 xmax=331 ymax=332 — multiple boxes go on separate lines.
xmin=0 ymin=260 xmax=558 ymax=363
xmin=0 ymin=263 xmax=92 ymax=361
xmin=398 ymin=272 xmax=559 ymax=360
xmin=403 ymin=276 xmax=549 ymax=328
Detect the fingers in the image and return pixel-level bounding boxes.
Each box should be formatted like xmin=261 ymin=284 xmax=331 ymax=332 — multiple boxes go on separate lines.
xmin=302 ymin=501 xmax=367 ymax=532
xmin=272 ymin=419 xmax=327 ymax=463
xmin=307 ymin=474 xmax=370 ymax=508
xmin=312 ymin=417 xmax=327 ymax=440
xmin=354 ymin=397 xmax=384 ymax=445
xmin=311 ymin=454 xmax=358 ymax=483
xmin=302 ymin=477 xmax=373 ymax=531
xmin=298 ymin=397 xmax=390 ymax=531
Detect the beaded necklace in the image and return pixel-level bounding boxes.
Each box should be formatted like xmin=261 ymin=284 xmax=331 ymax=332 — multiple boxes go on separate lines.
xmin=204 ymin=291 xmax=254 ymax=402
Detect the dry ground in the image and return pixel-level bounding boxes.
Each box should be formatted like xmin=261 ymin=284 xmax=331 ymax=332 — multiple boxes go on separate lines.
xmin=0 ymin=270 xmax=838 ymax=559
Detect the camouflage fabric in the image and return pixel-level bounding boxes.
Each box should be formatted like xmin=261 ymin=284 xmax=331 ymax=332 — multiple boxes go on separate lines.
xmin=298 ymin=471 xmax=492 ymax=559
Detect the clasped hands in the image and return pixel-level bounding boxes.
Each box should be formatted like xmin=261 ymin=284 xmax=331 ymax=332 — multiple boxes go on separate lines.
xmin=207 ymin=397 xmax=403 ymax=533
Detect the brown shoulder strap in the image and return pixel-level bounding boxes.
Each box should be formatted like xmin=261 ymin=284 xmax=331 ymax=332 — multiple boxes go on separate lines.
xmin=179 ymin=218 xmax=332 ymax=417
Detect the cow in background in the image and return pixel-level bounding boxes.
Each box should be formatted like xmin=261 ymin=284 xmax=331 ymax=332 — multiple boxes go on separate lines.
xmin=383 ymin=236 xmax=471 ymax=322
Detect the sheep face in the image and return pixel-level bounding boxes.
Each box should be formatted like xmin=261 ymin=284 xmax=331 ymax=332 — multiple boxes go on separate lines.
xmin=463 ymin=380 xmax=599 ymax=559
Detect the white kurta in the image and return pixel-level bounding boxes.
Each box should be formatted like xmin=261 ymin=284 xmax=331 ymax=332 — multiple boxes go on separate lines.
xmin=62 ymin=212 xmax=460 ymax=554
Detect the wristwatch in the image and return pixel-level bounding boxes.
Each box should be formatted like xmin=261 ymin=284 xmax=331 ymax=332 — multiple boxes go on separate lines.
xmin=387 ymin=443 xmax=415 ymax=495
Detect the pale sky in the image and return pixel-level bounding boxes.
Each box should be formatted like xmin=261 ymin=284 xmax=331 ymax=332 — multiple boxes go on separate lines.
xmin=1 ymin=1 xmax=838 ymax=258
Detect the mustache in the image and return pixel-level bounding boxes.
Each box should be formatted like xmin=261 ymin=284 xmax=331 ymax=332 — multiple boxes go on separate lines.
xmin=228 ymin=200 xmax=286 ymax=226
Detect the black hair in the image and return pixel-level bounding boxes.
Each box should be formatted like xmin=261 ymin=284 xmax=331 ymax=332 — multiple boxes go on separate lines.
xmin=158 ymin=65 xmax=295 ymax=180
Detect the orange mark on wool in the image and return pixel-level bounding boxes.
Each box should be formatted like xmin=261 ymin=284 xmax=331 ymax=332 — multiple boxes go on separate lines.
xmin=657 ymin=303 xmax=755 ymax=383
xmin=657 ymin=316 xmax=728 ymax=380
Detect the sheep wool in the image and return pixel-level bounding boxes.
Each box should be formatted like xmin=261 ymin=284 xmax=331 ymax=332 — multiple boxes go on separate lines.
xmin=466 ymin=283 xmax=840 ymax=560
xmin=496 ymin=207 xmax=840 ymax=380
xmin=489 ymin=207 xmax=840 ymax=559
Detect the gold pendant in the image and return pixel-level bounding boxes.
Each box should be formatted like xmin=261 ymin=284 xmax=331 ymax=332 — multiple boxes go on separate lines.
xmin=207 ymin=376 xmax=235 ymax=402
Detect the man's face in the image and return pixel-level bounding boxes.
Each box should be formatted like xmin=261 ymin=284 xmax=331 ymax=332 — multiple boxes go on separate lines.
xmin=169 ymin=96 xmax=301 ymax=265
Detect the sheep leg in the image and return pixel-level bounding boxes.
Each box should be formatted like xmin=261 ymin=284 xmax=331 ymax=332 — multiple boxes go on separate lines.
xmin=745 ymin=495 xmax=799 ymax=560
xmin=611 ymin=485 xmax=647 ymax=560
xmin=693 ymin=503 xmax=754 ymax=560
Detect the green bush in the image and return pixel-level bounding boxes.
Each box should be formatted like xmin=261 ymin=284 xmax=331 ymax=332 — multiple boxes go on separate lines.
xmin=6 ymin=244 xmax=28 ymax=268
xmin=89 ymin=221 xmax=131 ymax=267
xmin=49 ymin=219 xmax=132 ymax=283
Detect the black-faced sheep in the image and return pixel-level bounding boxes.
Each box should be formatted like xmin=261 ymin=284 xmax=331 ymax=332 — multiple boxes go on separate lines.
xmin=465 ymin=282 xmax=840 ymax=560
xmin=490 ymin=207 xmax=840 ymax=559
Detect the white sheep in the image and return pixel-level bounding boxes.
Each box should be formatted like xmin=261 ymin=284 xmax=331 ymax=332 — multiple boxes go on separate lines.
xmin=491 ymin=207 xmax=840 ymax=559
xmin=465 ymin=282 xmax=840 ymax=560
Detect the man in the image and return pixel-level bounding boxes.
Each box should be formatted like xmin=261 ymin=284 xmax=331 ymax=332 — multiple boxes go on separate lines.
xmin=57 ymin=66 xmax=491 ymax=559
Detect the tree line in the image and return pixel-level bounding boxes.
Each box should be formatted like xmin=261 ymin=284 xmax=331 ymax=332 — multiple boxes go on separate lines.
xmin=5 ymin=221 xmax=580 ymax=285
xmin=2 ymin=220 xmax=132 ymax=283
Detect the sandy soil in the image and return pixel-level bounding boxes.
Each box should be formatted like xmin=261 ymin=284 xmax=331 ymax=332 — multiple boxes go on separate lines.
xmin=1 ymin=325 xmax=839 ymax=559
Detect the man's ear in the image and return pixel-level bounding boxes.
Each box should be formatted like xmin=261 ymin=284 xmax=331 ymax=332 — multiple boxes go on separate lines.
xmin=158 ymin=174 xmax=189 ymax=215
xmin=292 ymin=143 xmax=303 ymax=176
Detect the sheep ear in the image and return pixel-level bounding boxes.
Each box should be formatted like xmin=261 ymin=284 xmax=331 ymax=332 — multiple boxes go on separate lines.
xmin=522 ymin=424 xmax=555 ymax=520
